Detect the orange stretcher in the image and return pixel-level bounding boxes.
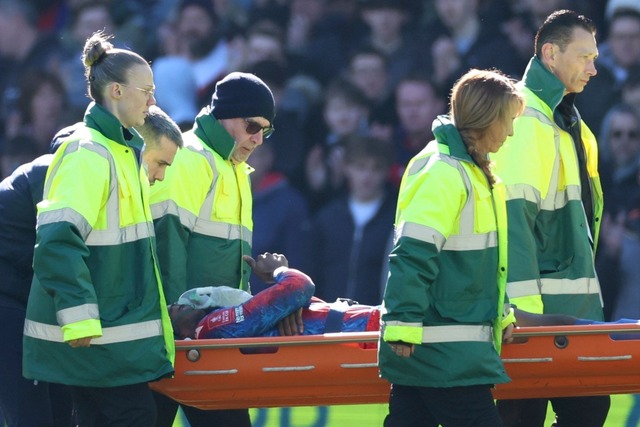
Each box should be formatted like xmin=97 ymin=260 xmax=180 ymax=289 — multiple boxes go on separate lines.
xmin=149 ymin=323 xmax=640 ymax=410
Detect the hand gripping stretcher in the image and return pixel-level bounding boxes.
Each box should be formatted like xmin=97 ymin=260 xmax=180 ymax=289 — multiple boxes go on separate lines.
xmin=149 ymin=323 xmax=640 ymax=410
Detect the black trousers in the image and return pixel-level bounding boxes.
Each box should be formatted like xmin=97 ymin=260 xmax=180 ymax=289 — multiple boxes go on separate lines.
xmin=153 ymin=391 xmax=252 ymax=427
xmin=70 ymin=383 xmax=157 ymax=427
xmin=384 ymin=383 xmax=503 ymax=427
xmin=0 ymin=306 xmax=73 ymax=426
xmin=497 ymin=396 xmax=611 ymax=427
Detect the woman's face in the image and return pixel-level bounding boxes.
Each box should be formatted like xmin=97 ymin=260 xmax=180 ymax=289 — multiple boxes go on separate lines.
xmin=115 ymin=63 xmax=156 ymax=128
xmin=479 ymin=109 xmax=518 ymax=154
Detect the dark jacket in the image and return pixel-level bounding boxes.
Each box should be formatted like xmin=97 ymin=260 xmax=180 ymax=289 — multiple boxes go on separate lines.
xmin=309 ymin=191 xmax=396 ymax=306
xmin=0 ymin=154 xmax=52 ymax=310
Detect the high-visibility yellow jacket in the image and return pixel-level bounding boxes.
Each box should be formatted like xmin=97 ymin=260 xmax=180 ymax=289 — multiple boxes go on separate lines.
xmin=150 ymin=108 xmax=253 ymax=303
xmin=23 ymin=103 xmax=174 ymax=387
xmin=490 ymin=57 xmax=604 ymax=320
xmin=379 ymin=116 xmax=510 ymax=388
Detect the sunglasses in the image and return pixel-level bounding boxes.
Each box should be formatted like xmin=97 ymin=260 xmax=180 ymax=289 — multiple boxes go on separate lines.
xmin=611 ymin=129 xmax=638 ymax=139
xmin=245 ymin=119 xmax=274 ymax=139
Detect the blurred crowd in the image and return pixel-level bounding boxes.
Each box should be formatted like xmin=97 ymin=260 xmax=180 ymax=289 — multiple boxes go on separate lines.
xmin=1 ymin=0 xmax=640 ymax=313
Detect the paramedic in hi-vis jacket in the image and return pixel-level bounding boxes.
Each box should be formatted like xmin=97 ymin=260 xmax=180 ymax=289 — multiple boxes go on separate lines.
xmin=379 ymin=69 xmax=525 ymax=427
xmin=23 ymin=31 xmax=175 ymax=426
xmin=490 ymin=10 xmax=610 ymax=427
xmin=149 ymin=72 xmax=276 ymax=427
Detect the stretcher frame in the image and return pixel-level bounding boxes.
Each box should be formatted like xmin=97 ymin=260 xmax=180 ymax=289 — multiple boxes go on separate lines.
xmin=149 ymin=323 xmax=640 ymax=410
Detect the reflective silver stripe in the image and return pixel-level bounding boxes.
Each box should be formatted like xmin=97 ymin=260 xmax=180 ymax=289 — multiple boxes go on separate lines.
xmin=397 ymin=153 xmax=488 ymax=251
xmin=56 ymin=304 xmax=99 ymax=326
xmin=505 ymin=183 xmax=541 ymax=204
xmin=195 ymin=147 xmax=219 ymax=220
xmin=151 ymin=200 xmax=198 ymax=231
xmin=506 ymin=279 xmax=540 ymax=298
xmin=506 ymin=277 xmax=600 ymax=299
xmin=441 ymin=156 xmax=474 ymax=236
xmin=37 ymin=208 xmax=92 ymax=239
xmin=41 ymin=138 xmax=153 ymax=246
xmin=540 ymin=277 xmax=601 ymax=295
xmin=406 ymin=155 xmax=432 ymax=176
xmin=85 ymin=222 xmax=154 ymax=245
xmin=444 ymin=231 xmax=497 ymax=251
xmin=24 ymin=319 xmax=163 ymax=344
xmin=422 ymin=325 xmax=493 ymax=343
xmin=395 ymin=221 xmax=445 ymax=249
xmin=193 ymin=219 xmax=252 ymax=244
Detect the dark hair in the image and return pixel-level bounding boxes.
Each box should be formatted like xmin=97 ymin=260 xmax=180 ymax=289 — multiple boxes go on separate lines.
xmin=344 ymin=134 xmax=394 ymax=169
xmin=82 ymin=31 xmax=149 ymax=104
xmin=396 ymin=71 xmax=444 ymax=101
xmin=534 ymin=10 xmax=597 ymax=58
xmin=18 ymin=70 xmax=67 ymax=124
xmin=324 ymin=77 xmax=370 ymax=109
xmin=347 ymin=45 xmax=388 ymax=69
xmin=610 ymin=8 xmax=640 ymax=26
xmin=135 ymin=106 xmax=184 ymax=149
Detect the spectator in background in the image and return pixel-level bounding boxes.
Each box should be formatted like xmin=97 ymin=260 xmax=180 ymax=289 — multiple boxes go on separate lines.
xmin=622 ymin=66 xmax=640 ymax=116
xmin=242 ymin=20 xmax=288 ymax=70
xmin=3 ymin=70 xmax=74 ymax=157
xmin=576 ymin=6 xmax=640 ymax=133
xmin=57 ymin=0 xmax=117 ymax=116
xmin=281 ymin=0 xmax=355 ymax=85
xmin=154 ymin=0 xmax=230 ymax=108
xmin=0 ymin=0 xmax=65 ymax=148
xmin=344 ymin=45 xmax=396 ymax=129
xmin=499 ymin=0 xmax=572 ymax=71
xmin=304 ymin=77 xmax=371 ymax=211
xmin=307 ymin=134 xmax=396 ymax=306
xmin=389 ymin=73 xmax=446 ymax=187
xmin=355 ymin=0 xmax=423 ymax=92
xmin=596 ymin=103 xmax=640 ymax=321
xmin=598 ymin=103 xmax=640 ymax=215
xmin=249 ymin=139 xmax=310 ymax=293
xmin=153 ymin=56 xmax=199 ymax=131
xmin=603 ymin=158 xmax=640 ymax=426
xmin=598 ymin=7 xmax=640 ymax=88
xmin=425 ymin=0 xmax=524 ymax=91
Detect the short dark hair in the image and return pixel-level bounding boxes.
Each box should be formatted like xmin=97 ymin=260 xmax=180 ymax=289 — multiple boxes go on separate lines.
xmin=343 ymin=134 xmax=394 ymax=169
xmin=135 ymin=106 xmax=183 ymax=149
xmin=534 ymin=10 xmax=597 ymax=58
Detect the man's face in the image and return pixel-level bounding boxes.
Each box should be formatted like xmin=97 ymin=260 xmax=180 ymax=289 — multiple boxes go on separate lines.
xmin=548 ymin=27 xmax=598 ymax=94
xmin=396 ymin=81 xmax=444 ymax=134
xmin=168 ymin=304 xmax=203 ymax=340
xmin=225 ymin=117 xmax=271 ymax=164
xmin=142 ymin=135 xmax=178 ymax=185
xmin=608 ymin=15 xmax=640 ymax=69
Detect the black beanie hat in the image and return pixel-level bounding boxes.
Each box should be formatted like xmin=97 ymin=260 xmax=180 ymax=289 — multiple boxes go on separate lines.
xmin=210 ymin=72 xmax=276 ymax=124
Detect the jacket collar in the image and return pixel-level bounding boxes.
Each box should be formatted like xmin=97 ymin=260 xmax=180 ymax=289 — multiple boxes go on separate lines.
xmin=192 ymin=107 xmax=235 ymax=160
xmin=432 ymin=115 xmax=474 ymax=163
xmin=83 ymin=102 xmax=143 ymax=150
xmin=523 ymin=56 xmax=566 ymax=113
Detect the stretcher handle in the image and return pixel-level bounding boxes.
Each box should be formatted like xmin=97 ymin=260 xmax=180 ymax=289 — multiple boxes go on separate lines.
xmin=175 ymin=331 xmax=381 ymax=350
xmin=512 ymin=323 xmax=640 ymax=338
